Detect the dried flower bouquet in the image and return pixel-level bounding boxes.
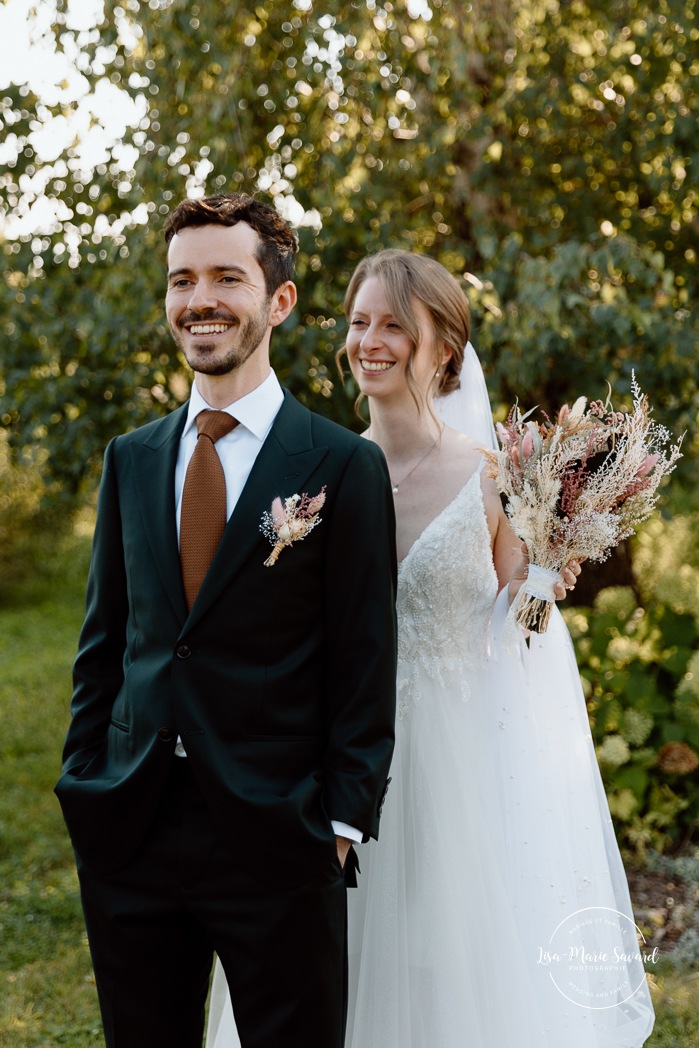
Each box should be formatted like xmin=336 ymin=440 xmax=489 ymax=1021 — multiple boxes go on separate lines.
xmin=485 ymin=376 xmax=682 ymax=633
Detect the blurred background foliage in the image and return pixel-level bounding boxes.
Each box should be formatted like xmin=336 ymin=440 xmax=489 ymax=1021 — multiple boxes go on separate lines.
xmin=0 ymin=0 xmax=697 ymax=850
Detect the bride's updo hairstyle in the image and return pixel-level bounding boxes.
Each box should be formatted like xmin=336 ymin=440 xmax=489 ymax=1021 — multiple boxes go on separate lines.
xmin=341 ymin=249 xmax=470 ymax=410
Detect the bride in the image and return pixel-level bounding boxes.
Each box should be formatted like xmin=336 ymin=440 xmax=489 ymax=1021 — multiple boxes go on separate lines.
xmin=206 ymin=249 xmax=655 ymax=1047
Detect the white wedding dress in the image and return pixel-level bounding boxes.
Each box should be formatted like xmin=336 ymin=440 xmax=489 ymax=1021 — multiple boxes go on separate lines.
xmin=206 ymin=469 xmax=654 ymax=1048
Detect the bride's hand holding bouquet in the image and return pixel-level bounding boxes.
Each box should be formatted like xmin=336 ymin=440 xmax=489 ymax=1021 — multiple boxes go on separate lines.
xmin=507 ymin=542 xmax=581 ymax=612
xmin=485 ymin=375 xmax=682 ymax=634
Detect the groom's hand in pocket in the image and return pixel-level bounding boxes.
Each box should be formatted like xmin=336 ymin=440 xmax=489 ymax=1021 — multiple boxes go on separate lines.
xmin=335 ymin=835 xmax=352 ymax=868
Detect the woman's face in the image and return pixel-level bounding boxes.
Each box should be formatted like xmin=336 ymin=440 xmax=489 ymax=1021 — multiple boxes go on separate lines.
xmin=345 ymin=276 xmax=440 ymax=403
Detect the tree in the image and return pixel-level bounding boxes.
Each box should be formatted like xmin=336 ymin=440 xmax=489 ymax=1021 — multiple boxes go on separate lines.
xmin=1 ymin=0 xmax=696 ymax=503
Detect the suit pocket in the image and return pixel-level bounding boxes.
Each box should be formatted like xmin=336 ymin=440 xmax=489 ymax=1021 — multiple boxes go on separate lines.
xmin=66 ymin=747 xmax=100 ymax=777
xmin=110 ymin=717 xmax=130 ymax=733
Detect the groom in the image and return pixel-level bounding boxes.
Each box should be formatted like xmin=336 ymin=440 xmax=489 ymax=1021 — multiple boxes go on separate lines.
xmin=55 ymin=193 xmax=397 ymax=1048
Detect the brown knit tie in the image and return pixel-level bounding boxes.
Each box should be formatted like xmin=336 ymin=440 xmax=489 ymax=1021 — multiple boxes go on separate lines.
xmin=180 ymin=409 xmax=238 ymax=610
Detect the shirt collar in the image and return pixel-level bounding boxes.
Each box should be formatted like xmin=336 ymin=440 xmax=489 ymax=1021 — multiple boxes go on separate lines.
xmin=182 ymin=371 xmax=284 ymax=442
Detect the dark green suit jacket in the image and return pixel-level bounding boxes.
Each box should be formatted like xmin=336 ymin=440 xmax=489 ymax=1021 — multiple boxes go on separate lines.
xmin=55 ymin=390 xmax=397 ymax=883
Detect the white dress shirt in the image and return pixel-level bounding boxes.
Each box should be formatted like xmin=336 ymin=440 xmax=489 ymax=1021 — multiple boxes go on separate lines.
xmin=173 ymin=371 xmax=361 ymax=844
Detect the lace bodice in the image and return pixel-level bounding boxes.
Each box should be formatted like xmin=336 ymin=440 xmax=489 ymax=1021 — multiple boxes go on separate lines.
xmin=396 ymin=471 xmax=498 ymax=716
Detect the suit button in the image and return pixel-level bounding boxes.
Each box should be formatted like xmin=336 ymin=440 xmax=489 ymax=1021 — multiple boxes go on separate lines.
xmin=176 ymin=644 xmax=191 ymax=659
xmin=158 ymin=727 xmax=174 ymax=742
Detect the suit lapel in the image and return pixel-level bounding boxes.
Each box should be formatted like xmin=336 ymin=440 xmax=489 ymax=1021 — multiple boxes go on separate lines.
xmin=129 ymin=404 xmax=189 ymax=621
xmin=185 ymin=391 xmax=328 ymax=628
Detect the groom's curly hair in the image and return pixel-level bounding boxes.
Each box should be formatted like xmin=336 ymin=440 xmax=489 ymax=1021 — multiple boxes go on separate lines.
xmin=164 ymin=193 xmax=298 ymax=294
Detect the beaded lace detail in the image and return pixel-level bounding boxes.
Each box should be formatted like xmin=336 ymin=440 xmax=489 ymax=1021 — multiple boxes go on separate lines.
xmin=396 ymin=472 xmax=498 ymax=717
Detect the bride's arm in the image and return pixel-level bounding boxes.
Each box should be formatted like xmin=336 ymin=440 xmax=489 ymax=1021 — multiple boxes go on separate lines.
xmin=484 ymin=478 xmax=580 ymax=602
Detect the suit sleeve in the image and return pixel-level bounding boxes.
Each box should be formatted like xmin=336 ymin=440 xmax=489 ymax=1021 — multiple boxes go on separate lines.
xmin=321 ymin=438 xmax=397 ymax=841
xmin=62 ymin=438 xmax=129 ymax=772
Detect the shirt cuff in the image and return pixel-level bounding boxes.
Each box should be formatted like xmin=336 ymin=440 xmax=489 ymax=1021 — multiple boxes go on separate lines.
xmin=331 ymin=820 xmax=363 ymax=843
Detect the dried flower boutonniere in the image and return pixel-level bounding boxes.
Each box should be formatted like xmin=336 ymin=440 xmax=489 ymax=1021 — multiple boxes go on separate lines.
xmin=260 ymin=487 xmax=326 ymax=567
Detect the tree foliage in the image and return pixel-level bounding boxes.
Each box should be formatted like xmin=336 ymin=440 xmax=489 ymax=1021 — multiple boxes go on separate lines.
xmin=0 ymin=0 xmax=696 ymax=502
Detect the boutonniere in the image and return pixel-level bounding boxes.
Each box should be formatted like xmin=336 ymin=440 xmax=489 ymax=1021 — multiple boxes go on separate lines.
xmin=260 ymin=487 xmax=326 ymax=567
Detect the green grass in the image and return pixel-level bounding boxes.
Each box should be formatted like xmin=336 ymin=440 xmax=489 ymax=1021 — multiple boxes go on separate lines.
xmin=645 ymin=972 xmax=699 ymax=1046
xmin=0 ymin=529 xmax=697 ymax=1047
xmin=0 ymin=531 xmax=102 ymax=1047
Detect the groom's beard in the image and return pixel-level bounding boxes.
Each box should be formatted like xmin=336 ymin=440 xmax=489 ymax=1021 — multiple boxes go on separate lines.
xmin=171 ymin=302 xmax=272 ymax=376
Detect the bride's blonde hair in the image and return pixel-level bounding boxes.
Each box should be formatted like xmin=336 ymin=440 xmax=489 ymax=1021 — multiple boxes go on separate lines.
xmin=338 ymin=249 xmax=471 ymax=412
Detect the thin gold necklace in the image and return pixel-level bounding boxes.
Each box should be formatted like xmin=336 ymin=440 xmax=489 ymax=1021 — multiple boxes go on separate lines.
xmin=389 ymin=436 xmax=439 ymax=494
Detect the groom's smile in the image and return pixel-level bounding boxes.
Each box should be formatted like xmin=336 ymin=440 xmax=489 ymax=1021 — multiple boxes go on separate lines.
xmin=178 ymin=310 xmax=240 ymax=355
xmin=187 ymin=321 xmax=234 ymax=336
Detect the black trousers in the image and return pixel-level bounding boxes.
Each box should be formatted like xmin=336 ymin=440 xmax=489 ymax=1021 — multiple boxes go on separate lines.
xmin=77 ymin=759 xmax=348 ymax=1048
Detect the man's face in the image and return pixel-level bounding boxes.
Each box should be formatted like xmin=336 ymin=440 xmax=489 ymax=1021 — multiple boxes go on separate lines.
xmin=165 ymin=222 xmax=274 ymax=377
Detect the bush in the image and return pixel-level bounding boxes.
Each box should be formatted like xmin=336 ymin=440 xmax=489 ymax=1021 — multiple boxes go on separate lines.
xmin=565 ymin=504 xmax=699 ymax=858
xmin=0 ymin=432 xmax=74 ymax=606
xmin=646 ymin=850 xmax=699 ymax=970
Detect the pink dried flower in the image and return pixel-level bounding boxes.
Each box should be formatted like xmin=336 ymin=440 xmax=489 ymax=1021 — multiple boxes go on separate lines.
xmin=304 ymin=491 xmax=327 ymax=516
xmin=270 ymin=496 xmax=286 ymax=526
xmin=496 ymin=422 xmax=511 ymax=445
xmin=636 ymin=453 xmax=659 ymax=478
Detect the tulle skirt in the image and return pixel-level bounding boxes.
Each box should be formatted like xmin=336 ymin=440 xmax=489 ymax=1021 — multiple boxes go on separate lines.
xmin=346 ymin=594 xmax=654 ymax=1047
